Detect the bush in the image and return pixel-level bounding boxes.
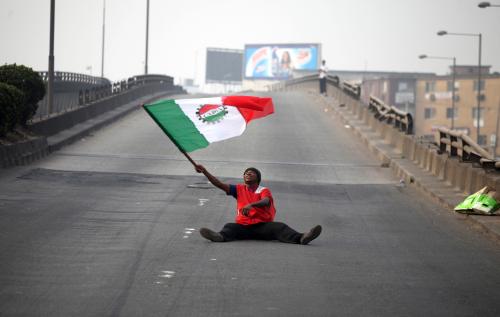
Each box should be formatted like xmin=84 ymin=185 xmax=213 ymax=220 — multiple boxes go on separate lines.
xmin=0 ymin=82 xmax=25 ymax=136
xmin=0 ymin=64 xmax=45 ymax=125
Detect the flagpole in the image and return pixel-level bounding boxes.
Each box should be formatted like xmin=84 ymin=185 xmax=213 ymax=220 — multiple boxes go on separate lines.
xmin=181 ymin=150 xmax=197 ymax=167
xmin=142 ymin=103 xmax=198 ymax=166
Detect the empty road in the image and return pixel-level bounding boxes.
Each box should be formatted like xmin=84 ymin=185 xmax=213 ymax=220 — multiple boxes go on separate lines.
xmin=1 ymin=91 xmax=499 ymax=316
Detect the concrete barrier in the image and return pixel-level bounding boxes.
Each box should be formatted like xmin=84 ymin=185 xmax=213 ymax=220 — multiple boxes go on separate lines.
xmin=1 ymin=87 xmax=184 ymax=168
xmin=280 ymin=78 xmax=500 ymax=197
xmin=0 ymin=137 xmax=49 ymax=168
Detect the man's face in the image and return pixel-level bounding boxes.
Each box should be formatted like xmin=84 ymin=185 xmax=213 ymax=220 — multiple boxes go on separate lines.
xmin=243 ymin=170 xmax=258 ymax=185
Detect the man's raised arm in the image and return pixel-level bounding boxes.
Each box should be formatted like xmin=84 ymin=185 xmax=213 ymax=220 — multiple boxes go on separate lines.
xmin=194 ymin=164 xmax=230 ymax=194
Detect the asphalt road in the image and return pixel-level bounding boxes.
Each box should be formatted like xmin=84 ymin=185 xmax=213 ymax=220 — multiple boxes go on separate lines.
xmin=1 ymin=91 xmax=499 ymax=316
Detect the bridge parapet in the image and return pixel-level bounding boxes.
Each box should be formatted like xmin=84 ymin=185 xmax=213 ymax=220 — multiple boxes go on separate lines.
xmin=35 ymin=73 xmax=178 ymax=120
xmin=38 ymin=71 xmax=110 ymax=86
xmin=271 ymin=75 xmax=500 ymax=198
xmin=438 ymin=127 xmax=500 ymax=169
xmin=369 ymin=96 xmax=413 ymax=135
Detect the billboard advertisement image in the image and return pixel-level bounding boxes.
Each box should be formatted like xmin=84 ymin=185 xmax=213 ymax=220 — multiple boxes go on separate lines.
xmin=244 ymin=44 xmax=320 ymax=79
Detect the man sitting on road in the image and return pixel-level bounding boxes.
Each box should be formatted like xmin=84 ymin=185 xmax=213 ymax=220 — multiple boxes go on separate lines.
xmin=194 ymin=164 xmax=322 ymax=245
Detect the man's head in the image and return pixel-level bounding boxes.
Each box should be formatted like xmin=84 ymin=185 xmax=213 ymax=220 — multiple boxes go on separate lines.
xmin=243 ymin=167 xmax=261 ymax=185
xmin=322 ymin=60 xmax=326 ymax=65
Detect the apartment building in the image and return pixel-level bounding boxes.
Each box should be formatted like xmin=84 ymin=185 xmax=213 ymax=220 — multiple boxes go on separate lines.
xmin=415 ymin=71 xmax=500 ymax=153
xmin=361 ymin=73 xmax=434 ymax=117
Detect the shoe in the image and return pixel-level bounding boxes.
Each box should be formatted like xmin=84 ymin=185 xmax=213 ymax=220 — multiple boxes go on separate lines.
xmin=300 ymin=225 xmax=322 ymax=245
xmin=200 ymin=227 xmax=224 ymax=242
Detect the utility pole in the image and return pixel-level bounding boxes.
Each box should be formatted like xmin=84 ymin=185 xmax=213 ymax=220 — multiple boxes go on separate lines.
xmin=495 ymin=99 xmax=500 ymax=157
xmin=48 ymin=0 xmax=55 ymax=115
xmin=145 ymin=0 xmax=149 ymax=75
xmin=101 ymin=0 xmax=106 ymax=78
xmin=477 ymin=33 xmax=482 ymax=143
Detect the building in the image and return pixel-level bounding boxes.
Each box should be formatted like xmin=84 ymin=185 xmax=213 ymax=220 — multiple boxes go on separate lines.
xmin=415 ymin=72 xmax=500 ymax=155
xmin=356 ymin=65 xmax=500 ymax=155
xmin=360 ymin=72 xmax=435 ymax=117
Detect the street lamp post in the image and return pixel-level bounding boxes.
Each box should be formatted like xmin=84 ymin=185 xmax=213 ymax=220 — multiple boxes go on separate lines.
xmin=48 ymin=0 xmax=55 ymax=115
xmin=478 ymin=1 xmax=500 ymax=155
xmin=419 ymin=54 xmax=457 ymax=129
xmin=101 ymin=0 xmax=106 ymax=78
xmin=438 ymin=30 xmax=483 ymax=144
xmin=145 ymin=0 xmax=149 ymax=75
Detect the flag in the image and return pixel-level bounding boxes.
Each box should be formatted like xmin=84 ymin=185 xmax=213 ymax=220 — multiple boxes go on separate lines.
xmin=143 ymin=96 xmax=274 ymax=152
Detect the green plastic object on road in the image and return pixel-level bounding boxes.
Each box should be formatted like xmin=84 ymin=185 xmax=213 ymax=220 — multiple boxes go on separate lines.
xmin=455 ymin=186 xmax=500 ymax=215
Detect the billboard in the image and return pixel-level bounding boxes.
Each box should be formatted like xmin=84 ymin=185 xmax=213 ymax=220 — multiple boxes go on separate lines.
xmin=205 ymin=48 xmax=243 ymax=83
xmin=244 ymin=43 xmax=320 ymax=80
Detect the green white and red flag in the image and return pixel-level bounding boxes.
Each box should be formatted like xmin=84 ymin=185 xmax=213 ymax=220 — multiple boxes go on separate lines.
xmin=143 ymin=96 xmax=274 ymax=153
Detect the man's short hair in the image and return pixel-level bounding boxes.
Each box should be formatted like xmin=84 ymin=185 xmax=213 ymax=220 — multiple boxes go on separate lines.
xmin=244 ymin=167 xmax=261 ymax=184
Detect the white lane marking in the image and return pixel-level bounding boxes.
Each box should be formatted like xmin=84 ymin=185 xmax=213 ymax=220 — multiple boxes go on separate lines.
xmin=266 ymin=307 xmax=279 ymax=311
xmin=183 ymin=228 xmax=195 ymax=238
xmin=198 ymin=198 xmax=209 ymax=206
xmin=159 ymin=270 xmax=176 ymax=278
xmin=210 ymin=258 xmax=217 ymax=261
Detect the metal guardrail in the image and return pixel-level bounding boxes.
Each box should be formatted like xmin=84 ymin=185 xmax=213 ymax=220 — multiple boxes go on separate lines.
xmin=269 ymin=74 xmax=500 ymax=176
xmin=38 ymin=71 xmax=110 ymax=86
xmin=327 ymin=75 xmax=340 ymax=87
xmin=269 ymin=74 xmax=412 ymax=134
xmin=342 ymin=81 xmax=360 ymax=99
xmin=267 ymin=74 xmax=340 ymax=89
xmin=34 ymin=73 xmax=176 ymax=120
xmin=437 ymin=127 xmax=499 ymax=169
xmin=368 ymin=96 xmax=413 ymax=135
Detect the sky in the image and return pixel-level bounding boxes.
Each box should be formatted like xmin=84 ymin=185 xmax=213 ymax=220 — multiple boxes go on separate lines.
xmin=1 ymin=0 xmax=499 ymax=86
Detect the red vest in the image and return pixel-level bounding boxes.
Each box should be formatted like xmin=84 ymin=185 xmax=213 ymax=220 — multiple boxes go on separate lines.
xmin=234 ymin=184 xmax=276 ymax=225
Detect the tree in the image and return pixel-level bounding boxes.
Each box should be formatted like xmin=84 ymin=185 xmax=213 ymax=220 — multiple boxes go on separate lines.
xmin=0 ymin=64 xmax=46 ymax=125
xmin=0 ymin=82 xmax=24 ymax=136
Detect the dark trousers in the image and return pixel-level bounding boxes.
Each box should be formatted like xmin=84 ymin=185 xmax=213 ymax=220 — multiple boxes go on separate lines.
xmin=220 ymin=222 xmax=302 ymax=244
xmin=319 ymin=77 xmax=327 ymax=94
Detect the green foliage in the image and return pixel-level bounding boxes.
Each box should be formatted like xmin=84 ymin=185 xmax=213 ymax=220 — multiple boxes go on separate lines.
xmin=0 ymin=64 xmax=46 ymax=125
xmin=0 ymin=82 xmax=25 ymax=136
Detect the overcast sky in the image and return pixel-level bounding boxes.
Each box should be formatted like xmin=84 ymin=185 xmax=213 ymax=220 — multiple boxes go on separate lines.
xmin=1 ymin=0 xmax=499 ymax=84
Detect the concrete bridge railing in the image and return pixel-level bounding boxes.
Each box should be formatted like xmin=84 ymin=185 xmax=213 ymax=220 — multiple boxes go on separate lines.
xmin=271 ymin=75 xmax=500 ymax=197
xmin=34 ymin=72 xmax=179 ymax=120
xmin=368 ymin=96 xmax=413 ymax=135
xmin=1 ymin=73 xmax=185 ymax=168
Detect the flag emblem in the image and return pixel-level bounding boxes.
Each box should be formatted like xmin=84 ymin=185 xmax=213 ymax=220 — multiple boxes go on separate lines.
xmin=196 ymin=104 xmax=228 ymax=124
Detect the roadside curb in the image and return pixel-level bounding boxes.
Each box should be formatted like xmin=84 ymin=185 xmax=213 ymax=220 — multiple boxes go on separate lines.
xmin=319 ymin=95 xmax=500 ymax=243
xmin=0 ymin=137 xmax=49 ymax=168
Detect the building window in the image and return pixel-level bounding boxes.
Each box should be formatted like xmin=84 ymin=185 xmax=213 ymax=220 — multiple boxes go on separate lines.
xmin=472 ymin=108 xmax=484 ymax=120
xmin=398 ymin=82 xmax=408 ymax=91
xmin=446 ymin=108 xmax=458 ymax=119
xmin=478 ymin=134 xmax=487 ymax=145
xmin=446 ymin=81 xmax=459 ymax=92
xmin=424 ymin=107 xmax=436 ymax=119
xmin=425 ymin=81 xmax=435 ymax=93
xmin=473 ymin=80 xmax=485 ymax=91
